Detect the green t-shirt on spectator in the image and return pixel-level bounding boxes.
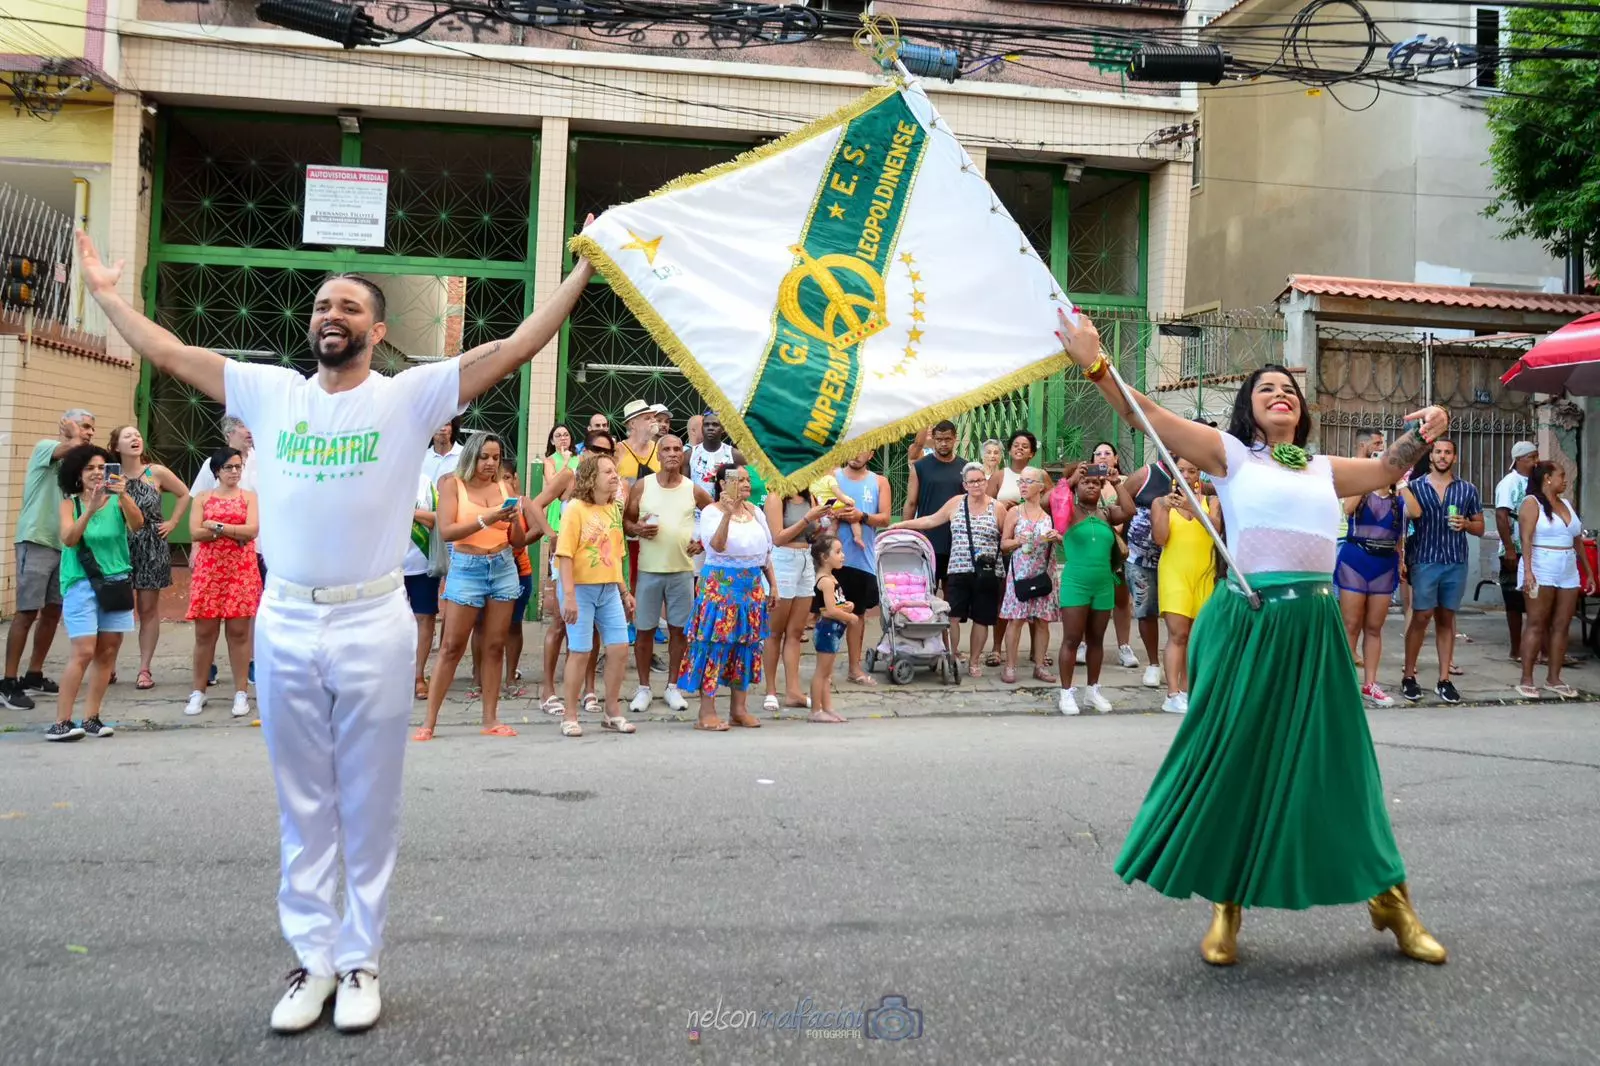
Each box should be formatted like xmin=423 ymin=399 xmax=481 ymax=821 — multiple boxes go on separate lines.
xmin=15 ymin=440 xmax=64 ymax=549
xmin=59 ymin=497 xmax=133 ymax=591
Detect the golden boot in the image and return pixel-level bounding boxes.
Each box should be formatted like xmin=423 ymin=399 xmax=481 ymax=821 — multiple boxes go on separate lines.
xmin=1368 ymin=883 xmax=1448 ymax=964
xmin=1200 ymin=902 xmax=1242 ymax=966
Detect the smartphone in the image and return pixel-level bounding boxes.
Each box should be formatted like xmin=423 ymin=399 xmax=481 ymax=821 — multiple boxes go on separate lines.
xmin=105 ymin=463 xmax=121 ymax=478
xmin=504 ymin=496 xmax=520 ymax=509
xmin=1084 ymin=463 xmax=1110 ymax=479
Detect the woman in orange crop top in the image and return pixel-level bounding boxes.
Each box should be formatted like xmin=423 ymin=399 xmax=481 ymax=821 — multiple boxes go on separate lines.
xmin=416 ymin=432 xmax=530 ymax=742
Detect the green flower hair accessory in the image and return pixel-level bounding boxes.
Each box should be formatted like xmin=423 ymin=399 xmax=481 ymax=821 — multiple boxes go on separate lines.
xmin=1270 ymin=443 xmax=1309 ymax=470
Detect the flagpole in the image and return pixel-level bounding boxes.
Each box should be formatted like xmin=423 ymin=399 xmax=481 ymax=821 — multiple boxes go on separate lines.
xmin=1103 ymin=363 xmax=1262 ymax=610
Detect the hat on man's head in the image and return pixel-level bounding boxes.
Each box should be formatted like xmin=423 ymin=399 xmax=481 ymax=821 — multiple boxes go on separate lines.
xmin=1511 ymin=441 xmax=1538 ymax=462
xmin=648 ymin=403 xmax=670 ymax=416
xmin=621 ymin=399 xmax=652 ymax=423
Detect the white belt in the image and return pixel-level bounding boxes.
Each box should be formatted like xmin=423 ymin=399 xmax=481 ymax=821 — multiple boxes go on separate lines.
xmin=268 ymin=569 xmax=404 ymax=605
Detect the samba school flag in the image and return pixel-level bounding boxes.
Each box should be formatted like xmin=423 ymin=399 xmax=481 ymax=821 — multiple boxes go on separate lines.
xmin=570 ymin=81 xmax=1072 ymax=494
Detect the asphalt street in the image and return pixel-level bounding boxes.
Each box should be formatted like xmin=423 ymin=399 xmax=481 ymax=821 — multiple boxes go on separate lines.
xmin=2 ymin=706 xmax=1598 ymax=1065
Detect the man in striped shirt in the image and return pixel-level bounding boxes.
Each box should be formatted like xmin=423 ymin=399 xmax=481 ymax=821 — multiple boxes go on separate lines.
xmin=1399 ymin=438 xmax=1484 ymax=704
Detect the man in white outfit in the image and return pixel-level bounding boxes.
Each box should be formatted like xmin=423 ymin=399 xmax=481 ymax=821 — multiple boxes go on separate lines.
xmin=77 ymin=229 xmax=594 ymax=1034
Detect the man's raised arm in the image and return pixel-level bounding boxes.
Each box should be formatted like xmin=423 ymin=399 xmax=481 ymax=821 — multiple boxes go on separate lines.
xmin=457 ymin=259 xmax=594 ymax=405
xmin=77 ymin=231 xmax=229 ymax=402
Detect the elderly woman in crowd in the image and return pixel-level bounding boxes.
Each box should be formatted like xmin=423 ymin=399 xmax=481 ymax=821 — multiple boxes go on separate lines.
xmin=48 ymin=445 xmax=143 ymax=741
xmin=681 ymin=462 xmax=776 ymax=731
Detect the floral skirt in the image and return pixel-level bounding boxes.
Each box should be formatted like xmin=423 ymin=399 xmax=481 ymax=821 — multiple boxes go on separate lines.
xmin=678 ymin=564 xmax=769 ymax=695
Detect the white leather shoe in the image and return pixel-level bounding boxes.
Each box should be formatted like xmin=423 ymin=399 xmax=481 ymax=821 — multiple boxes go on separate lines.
xmin=628 ymin=686 xmax=653 ymax=713
xmin=230 ymin=691 xmax=251 ymax=718
xmin=184 ymin=690 xmax=206 ymax=716
xmin=1057 ymin=688 xmax=1080 ymax=716
xmin=1141 ymin=665 xmax=1162 ymax=688
xmin=1086 ymin=685 xmax=1114 ymax=713
xmin=663 ymin=684 xmax=689 ymax=712
xmin=334 ymin=969 xmax=381 ymax=1032
xmin=1118 ymin=644 xmax=1139 ymax=668
xmin=269 ymin=968 xmax=336 ymax=1033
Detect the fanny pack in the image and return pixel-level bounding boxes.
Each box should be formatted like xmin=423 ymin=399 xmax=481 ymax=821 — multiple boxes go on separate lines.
xmin=1349 ymin=536 xmax=1398 ymax=557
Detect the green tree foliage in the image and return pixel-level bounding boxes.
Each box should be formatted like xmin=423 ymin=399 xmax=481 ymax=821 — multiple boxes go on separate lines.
xmin=1484 ymin=7 xmax=1600 ymax=264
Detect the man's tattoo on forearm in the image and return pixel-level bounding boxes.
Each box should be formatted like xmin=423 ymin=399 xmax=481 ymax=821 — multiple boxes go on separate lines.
xmin=1383 ymin=430 xmax=1429 ymax=474
xmin=461 ymin=341 xmax=501 ymax=369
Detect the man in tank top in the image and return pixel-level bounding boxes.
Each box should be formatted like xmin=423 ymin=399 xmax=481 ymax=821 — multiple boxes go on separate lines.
xmin=903 ymin=420 xmax=967 ymax=589
xmin=624 ymin=434 xmax=711 ymax=714
xmin=833 ymin=451 xmax=893 ymax=682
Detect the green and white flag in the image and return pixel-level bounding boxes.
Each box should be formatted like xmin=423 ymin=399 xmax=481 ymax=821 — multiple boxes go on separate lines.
xmin=571 ymin=82 xmax=1073 ymax=494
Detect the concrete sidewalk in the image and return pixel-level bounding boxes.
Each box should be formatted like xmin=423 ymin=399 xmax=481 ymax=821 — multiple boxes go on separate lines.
xmin=1 ymin=606 xmax=1593 ymax=734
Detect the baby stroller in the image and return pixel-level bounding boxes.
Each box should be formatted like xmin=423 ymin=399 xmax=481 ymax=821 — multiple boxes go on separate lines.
xmin=861 ymin=529 xmax=960 ymax=686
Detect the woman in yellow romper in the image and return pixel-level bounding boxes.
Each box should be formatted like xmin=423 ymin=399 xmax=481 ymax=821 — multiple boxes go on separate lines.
xmin=1153 ymin=456 xmax=1222 ymax=715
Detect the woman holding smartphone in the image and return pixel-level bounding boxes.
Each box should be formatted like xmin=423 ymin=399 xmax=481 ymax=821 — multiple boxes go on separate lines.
xmin=415 ymin=432 xmax=527 ymax=740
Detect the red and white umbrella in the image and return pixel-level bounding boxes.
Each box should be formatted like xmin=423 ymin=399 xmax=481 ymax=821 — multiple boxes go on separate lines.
xmin=1502 ymin=312 xmax=1600 ymax=394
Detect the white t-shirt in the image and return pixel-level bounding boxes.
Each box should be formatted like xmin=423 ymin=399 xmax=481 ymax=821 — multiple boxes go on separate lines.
xmin=404 ymin=472 xmax=438 ymax=577
xmin=191 ymin=450 xmax=261 ymax=553
xmin=689 ymin=443 xmax=734 ymax=520
xmin=421 ymin=442 xmax=464 ymax=486
xmin=224 ymin=359 xmax=462 ymax=587
xmin=1494 ymin=470 xmax=1530 ymax=556
xmin=1211 ymin=431 xmax=1338 ymax=577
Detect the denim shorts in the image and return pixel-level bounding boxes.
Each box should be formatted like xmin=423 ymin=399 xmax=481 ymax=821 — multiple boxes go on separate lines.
xmin=1410 ymin=560 xmax=1467 ymax=613
xmin=556 ymin=582 xmax=630 ymax=653
xmin=813 ymin=617 xmax=847 ymax=655
xmin=443 ymin=548 xmax=521 ymax=608
xmin=1125 ymin=561 xmax=1159 ymax=620
xmin=62 ymin=577 xmax=135 ymax=641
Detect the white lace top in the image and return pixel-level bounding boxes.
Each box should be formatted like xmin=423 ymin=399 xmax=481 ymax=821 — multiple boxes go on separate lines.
xmin=1211 ymin=431 xmax=1338 ymax=575
xmin=698 ymin=505 xmax=773 ymax=569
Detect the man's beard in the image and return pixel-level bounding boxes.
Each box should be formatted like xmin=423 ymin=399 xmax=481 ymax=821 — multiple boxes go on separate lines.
xmin=1432 ymin=459 xmax=1453 ymax=474
xmin=310 ymin=327 xmax=369 ymax=369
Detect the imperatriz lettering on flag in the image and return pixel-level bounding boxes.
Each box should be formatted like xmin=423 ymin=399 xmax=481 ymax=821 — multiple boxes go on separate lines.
xmin=571 ymin=82 xmax=1072 ymax=494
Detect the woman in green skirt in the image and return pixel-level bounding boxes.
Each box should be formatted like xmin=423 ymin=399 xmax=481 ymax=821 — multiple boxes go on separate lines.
xmin=1056 ymin=308 xmax=1451 ymax=967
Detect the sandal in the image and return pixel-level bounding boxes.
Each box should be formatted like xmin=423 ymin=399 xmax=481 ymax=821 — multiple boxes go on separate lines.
xmin=414 ymin=678 xmax=429 ymax=700
xmin=581 ymin=692 xmax=601 ymax=714
xmin=1544 ymin=683 xmax=1579 ymax=699
xmin=601 ymin=714 xmax=637 ymax=733
xmin=136 ymin=669 xmax=155 ymax=690
xmin=984 ymin=653 xmax=1002 ymax=668
xmin=967 ymin=664 xmax=982 ymax=679
xmin=1448 ymin=664 xmax=1464 ymax=676
xmin=762 ymin=694 xmax=781 ymax=713
xmin=809 ymin=708 xmax=847 ymax=723
xmin=480 ymin=723 xmax=518 ymax=737
xmin=1040 ymin=656 xmax=1054 ymax=668
xmin=695 ymin=717 xmax=730 ymax=732
xmin=412 ymin=727 xmax=434 ymax=742
xmin=729 ymin=710 xmax=762 ymax=728
xmin=466 ymin=684 xmax=482 ymax=700
xmin=1000 ymin=665 xmax=1017 ymax=684
xmin=1514 ymin=684 xmax=1540 ymax=700
xmin=561 ymin=719 xmax=584 ymax=737
xmin=540 ymin=696 xmax=565 ymax=715
xmin=847 ymin=673 xmax=877 ymax=686
xmin=503 ymin=684 xmax=528 ymax=699
xmin=1033 ymin=665 xmax=1055 ymax=684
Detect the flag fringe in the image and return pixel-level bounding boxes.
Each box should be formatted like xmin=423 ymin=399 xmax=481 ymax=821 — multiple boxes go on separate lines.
xmin=644 ymin=82 xmax=903 ymax=201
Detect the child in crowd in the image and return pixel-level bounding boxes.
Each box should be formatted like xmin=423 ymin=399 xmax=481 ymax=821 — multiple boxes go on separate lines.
xmin=808 ymin=534 xmax=857 ymax=723
xmin=809 ymin=472 xmax=866 ymax=550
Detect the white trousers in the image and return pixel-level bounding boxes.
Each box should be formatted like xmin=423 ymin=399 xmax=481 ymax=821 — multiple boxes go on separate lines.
xmin=255 ymin=586 xmax=414 ymax=977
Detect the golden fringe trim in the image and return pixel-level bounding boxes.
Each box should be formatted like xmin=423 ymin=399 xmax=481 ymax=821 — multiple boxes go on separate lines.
xmin=568 ymin=234 xmax=1068 ymax=496
xmin=643 ymin=83 xmax=903 ymax=201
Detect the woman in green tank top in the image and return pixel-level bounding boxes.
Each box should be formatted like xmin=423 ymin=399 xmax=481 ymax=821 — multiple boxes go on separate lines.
xmin=1053 ymin=466 xmax=1134 ymax=716
xmin=49 ymin=445 xmax=144 ymax=742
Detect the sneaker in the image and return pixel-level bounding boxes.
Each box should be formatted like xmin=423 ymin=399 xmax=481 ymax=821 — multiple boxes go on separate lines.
xmin=231 ymin=691 xmax=251 ymax=718
xmin=628 ymin=686 xmax=653 ymax=713
xmin=1117 ymin=645 xmax=1139 ymax=669
xmin=207 ymin=664 xmax=217 ymax=687
xmin=1141 ymin=665 xmax=1162 ymax=688
xmin=1085 ymin=685 xmax=1113 ymax=713
xmin=1435 ymin=679 xmax=1462 ymax=705
xmin=1176 ymin=692 xmax=1190 ymax=713
xmin=82 ymin=716 xmax=115 ymax=738
xmin=651 ymin=652 xmax=668 ymax=674
xmin=1362 ymin=682 xmax=1395 ymax=708
xmin=1161 ymin=693 xmax=1186 ymax=714
xmin=249 ymin=660 xmax=255 ymax=685
xmin=333 ymin=969 xmax=381 ymax=1032
xmin=45 ymin=720 xmax=84 ymax=741
xmin=1400 ymin=676 xmax=1423 ymax=703
xmin=654 ymin=625 xmax=668 ymax=643
xmin=21 ymin=672 xmax=58 ymax=694
xmin=664 ymin=684 xmax=689 ymax=712
xmin=0 ymin=678 xmax=36 ymax=711
xmin=270 ymin=967 xmax=337 ymax=1033
xmin=1057 ymin=688 xmax=1080 ymax=716
xmin=1075 ymin=643 xmax=1087 ymax=665
xmin=184 ymin=691 xmax=206 ymax=716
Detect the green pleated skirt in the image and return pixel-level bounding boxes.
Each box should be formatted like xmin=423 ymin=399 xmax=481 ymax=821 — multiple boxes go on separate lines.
xmin=1113 ymin=571 xmax=1406 ymax=909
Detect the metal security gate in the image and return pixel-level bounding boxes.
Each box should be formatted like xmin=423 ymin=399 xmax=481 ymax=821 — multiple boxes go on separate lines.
xmin=140 ymin=111 xmax=539 ymax=491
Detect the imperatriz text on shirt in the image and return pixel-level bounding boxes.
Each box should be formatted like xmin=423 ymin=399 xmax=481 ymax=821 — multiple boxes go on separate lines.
xmin=275 ymin=428 xmax=381 ymax=466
